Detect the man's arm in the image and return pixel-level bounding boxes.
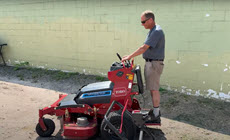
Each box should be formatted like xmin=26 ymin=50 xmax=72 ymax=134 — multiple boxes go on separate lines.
xmin=122 ymin=44 xmax=150 ymax=62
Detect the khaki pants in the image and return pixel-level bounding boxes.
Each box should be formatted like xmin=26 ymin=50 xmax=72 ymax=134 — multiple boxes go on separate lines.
xmin=144 ymin=61 xmax=164 ymax=91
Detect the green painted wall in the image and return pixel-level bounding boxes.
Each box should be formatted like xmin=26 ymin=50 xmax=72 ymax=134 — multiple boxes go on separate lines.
xmin=0 ymin=0 xmax=230 ymax=101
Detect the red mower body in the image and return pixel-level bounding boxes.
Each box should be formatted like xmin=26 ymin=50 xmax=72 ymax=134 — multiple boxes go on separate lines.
xmin=36 ymin=57 xmax=145 ymax=139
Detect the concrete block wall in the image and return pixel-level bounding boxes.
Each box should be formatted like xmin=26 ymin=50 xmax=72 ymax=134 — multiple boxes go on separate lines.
xmin=0 ymin=0 xmax=230 ymax=101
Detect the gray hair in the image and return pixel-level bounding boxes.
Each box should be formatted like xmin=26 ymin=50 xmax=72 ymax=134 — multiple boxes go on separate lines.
xmin=142 ymin=10 xmax=155 ymax=21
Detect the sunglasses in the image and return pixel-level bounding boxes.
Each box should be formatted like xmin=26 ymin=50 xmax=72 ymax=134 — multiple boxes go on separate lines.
xmin=141 ymin=18 xmax=150 ymax=24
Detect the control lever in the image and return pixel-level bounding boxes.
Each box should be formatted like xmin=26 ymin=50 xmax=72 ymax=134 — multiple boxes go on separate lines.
xmin=116 ymin=53 xmax=122 ymax=61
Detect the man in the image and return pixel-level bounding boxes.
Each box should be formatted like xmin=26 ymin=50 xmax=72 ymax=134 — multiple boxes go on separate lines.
xmin=122 ymin=10 xmax=165 ymax=124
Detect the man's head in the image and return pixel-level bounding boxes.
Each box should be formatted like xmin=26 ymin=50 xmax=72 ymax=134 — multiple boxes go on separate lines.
xmin=141 ymin=10 xmax=155 ymax=29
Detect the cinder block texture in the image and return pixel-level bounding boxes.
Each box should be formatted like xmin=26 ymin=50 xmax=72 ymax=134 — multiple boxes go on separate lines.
xmin=0 ymin=0 xmax=230 ymax=100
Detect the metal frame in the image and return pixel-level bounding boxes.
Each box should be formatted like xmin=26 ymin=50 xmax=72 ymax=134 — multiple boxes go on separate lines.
xmin=0 ymin=44 xmax=7 ymax=66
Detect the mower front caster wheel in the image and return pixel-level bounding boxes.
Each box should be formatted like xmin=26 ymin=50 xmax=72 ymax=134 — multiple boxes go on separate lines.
xmin=36 ymin=118 xmax=55 ymax=137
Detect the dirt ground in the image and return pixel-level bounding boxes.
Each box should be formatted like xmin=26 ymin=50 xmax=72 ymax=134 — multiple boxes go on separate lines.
xmin=0 ymin=66 xmax=230 ymax=140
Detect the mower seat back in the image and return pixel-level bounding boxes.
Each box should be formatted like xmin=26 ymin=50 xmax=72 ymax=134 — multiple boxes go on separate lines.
xmin=58 ymin=94 xmax=80 ymax=109
xmin=75 ymin=81 xmax=114 ymax=106
xmin=135 ymin=65 xmax=144 ymax=94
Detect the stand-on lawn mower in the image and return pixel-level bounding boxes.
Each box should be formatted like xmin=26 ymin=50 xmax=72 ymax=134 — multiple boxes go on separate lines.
xmin=36 ymin=53 xmax=163 ymax=140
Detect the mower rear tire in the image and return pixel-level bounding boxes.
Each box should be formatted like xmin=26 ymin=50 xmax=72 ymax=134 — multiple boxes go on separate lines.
xmin=36 ymin=118 xmax=55 ymax=137
xmin=100 ymin=111 xmax=135 ymax=140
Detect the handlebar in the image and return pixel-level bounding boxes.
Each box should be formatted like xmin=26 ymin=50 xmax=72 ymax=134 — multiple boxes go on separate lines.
xmin=0 ymin=44 xmax=7 ymax=47
xmin=116 ymin=53 xmax=132 ymax=68
xmin=116 ymin=53 xmax=122 ymax=61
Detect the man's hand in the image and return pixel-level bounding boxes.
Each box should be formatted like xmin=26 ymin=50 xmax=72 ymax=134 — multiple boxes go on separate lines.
xmin=121 ymin=44 xmax=149 ymax=62
xmin=122 ymin=55 xmax=131 ymax=62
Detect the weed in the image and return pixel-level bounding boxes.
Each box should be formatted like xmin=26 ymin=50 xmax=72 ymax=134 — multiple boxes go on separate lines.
xmin=51 ymin=71 xmax=79 ymax=81
xmin=197 ymin=98 xmax=225 ymax=110
xmin=32 ymin=73 xmax=39 ymax=79
xmin=32 ymin=79 xmax=38 ymax=83
xmin=159 ymin=87 xmax=167 ymax=94
xmin=14 ymin=62 xmax=29 ymax=71
xmin=197 ymin=98 xmax=212 ymax=105
xmin=180 ymin=94 xmax=191 ymax=101
xmin=159 ymin=87 xmax=167 ymax=92
xmin=52 ymin=71 xmax=67 ymax=80
xmin=13 ymin=67 xmax=19 ymax=71
xmin=162 ymin=97 xmax=180 ymax=108
xmin=95 ymin=76 xmax=106 ymax=81
xmin=68 ymin=72 xmax=79 ymax=76
xmin=17 ymin=74 xmax=24 ymax=80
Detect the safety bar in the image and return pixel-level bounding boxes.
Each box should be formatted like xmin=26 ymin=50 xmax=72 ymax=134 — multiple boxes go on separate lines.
xmin=104 ymin=100 xmax=129 ymax=140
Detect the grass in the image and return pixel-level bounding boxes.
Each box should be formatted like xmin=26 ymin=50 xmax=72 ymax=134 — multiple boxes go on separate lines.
xmin=197 ymin=97 xmax=225 ymax=110
xmin=14 ymin=61 xmax=30 ymax=71
xmin=95 ymin=76 xmax=106 ymax=81
xmin=159 ymin=87 xmax=167 ymax=92
xmin=11 ymin=63 xmax=107 ymax=82
xmin=12 ymin=61 xmax=82 ymax=81
xmin=51 ymin=71 xmax=79 ymax=81
xmin=162 ymin=97 xmax=180 ymax=109
xmin=16 ymin=74 xmax=24 ymax=80
xmin=179 ymin=93 xmax=191 ymax=102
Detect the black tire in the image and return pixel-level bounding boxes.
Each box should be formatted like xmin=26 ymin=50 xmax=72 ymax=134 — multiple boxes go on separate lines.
xmin=100 ymin=111 xmax=136 ymax=140
xmin=147 ymin=128 xmax=166 ymax=140
xmin=36 ymin=118 xmax=55 ymax=137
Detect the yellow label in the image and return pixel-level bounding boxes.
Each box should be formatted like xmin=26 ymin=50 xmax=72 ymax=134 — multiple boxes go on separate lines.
xmin=126 ymin=74 xmax=133 ymax=80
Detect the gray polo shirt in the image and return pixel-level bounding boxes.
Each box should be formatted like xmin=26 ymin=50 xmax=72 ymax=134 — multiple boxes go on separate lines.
xmin=142 ymin=25 xmax=165 ymax=60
